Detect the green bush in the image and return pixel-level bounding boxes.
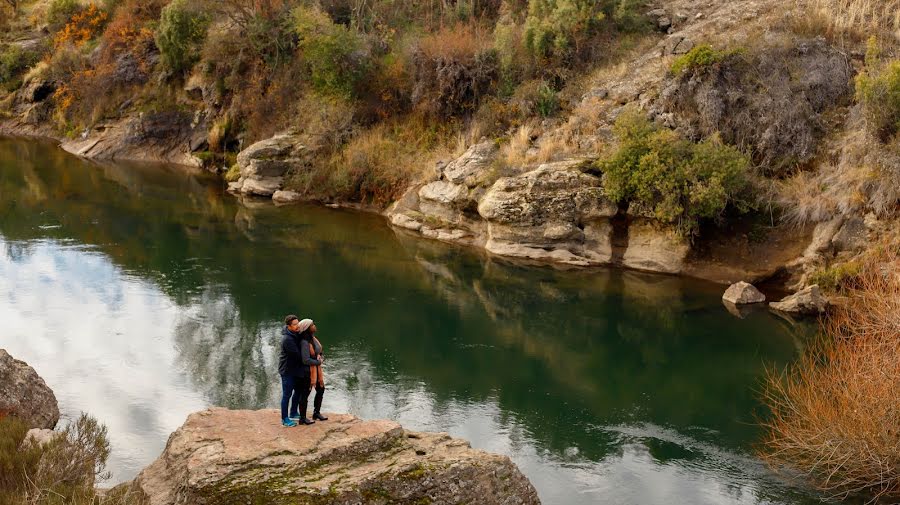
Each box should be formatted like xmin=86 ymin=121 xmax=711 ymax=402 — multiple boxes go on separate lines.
xmin=156 ymin=0 xmax=210 ymax=74
xmin=0 ymin=45 xmax=40 ymax=90
xmin=524 ymin=0 xmax=605 ymax=62
xmin=0 ymin=413 xmax=111 ymax=504
xmin=224 ymin=163 xmax=241 ymax=182
xmin=809 ymin=261 xmax=862 ymax=292
xmin=855 ymin=40 xmax=900 ymax=143
xmin=670 ymin=44 xmax=732 ymax=74
xmin=294 ymin=6 xmax=369 ymax=99
xmin=47 ymin=0 xmax=81 ymax=27
xmin=596 ymin=109 xmax=753 ymax=237
xmin=535 ymin=81 xmax=559 ymax=117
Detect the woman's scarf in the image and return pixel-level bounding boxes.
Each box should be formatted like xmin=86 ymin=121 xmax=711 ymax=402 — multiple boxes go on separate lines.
xmin=309 ymin=336 xmax=324 ymax=387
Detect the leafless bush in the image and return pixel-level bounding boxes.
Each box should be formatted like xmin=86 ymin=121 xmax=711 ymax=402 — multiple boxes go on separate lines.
xmin=761 ymin=249 xmax=900 ymax=502
xmin=660 ymin=38 xmax=853 ymax=175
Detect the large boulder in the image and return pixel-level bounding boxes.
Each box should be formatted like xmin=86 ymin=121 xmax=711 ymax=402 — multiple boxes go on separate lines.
xmin=442 ymin=141 xmax=498 ymax=187
xmin=229 ymin=134 xmax=306 ymax=197
xmin=478 ymin=161 xmax=618 ymax=266
xmin=621 ymin=219 xmax=690 ymax=274
xmin=770 ymin=284 xmax=828 ymax=315
xmin=0 ymin=349 xmax=60 ymax=429
xmin=722 ymin=281 xmax=766 ymax=304
xmin=131 ymin=408 xmax=540 ymax=505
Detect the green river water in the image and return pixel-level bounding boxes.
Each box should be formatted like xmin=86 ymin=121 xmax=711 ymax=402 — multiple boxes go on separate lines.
xmin=0 ymin=137 xmax=818 ymax=504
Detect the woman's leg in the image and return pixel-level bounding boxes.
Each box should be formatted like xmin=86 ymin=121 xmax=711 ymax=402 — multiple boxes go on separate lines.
xmin=313 ymin=384 xmax=326 ymax=420
xmin=294 ymin=379 xmax=313 ymax=420
xmin=280 ymin=375 xmax=295 ymax=420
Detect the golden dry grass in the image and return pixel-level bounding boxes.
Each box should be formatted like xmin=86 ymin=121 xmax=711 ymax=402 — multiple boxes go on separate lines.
xmin=790 ymin=0 xmax=900 ymax=46
xmin=761 ymin=248 xmax=900 ymax=502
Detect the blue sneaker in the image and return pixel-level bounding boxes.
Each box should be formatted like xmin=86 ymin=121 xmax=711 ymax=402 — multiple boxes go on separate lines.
xmin=282 ymin=418 xmax=298 ymax=427
xmin=289 ymin=414 xmax=302 ymax=421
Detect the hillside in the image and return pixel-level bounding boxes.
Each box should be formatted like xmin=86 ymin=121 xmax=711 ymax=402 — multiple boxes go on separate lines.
xmin=1 ymin=0 xmax=898 ymax=288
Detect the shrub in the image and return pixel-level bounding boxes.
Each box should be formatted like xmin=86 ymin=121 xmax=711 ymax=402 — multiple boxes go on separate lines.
xmin=595 ymin=109 xmax=753 ymax=237
xmin=0 ymin=413 xmax=111 ymax=504
xmin=47 ymin=0 xmax=81 ymax=28
xmin=523 ymin=0 xmax=605 ymax=62
xmin=855 ymin=39 xmax=900 ymax=143
xmin=412 ymin=23 xmax=498 ymax=118
xmin=670 ymin=44 xmax=731 ymax=74
xmin=294 ymin=5 xmax=369 ymax=99
xmin=156 ymin=0 xmax=210 ymax=75
xmin=808 ymin=260 xmax=862 ymax=292
xmin=0 ymin=45 xmax=40 ymax=90
xmin=224 ymin=163 xmax=241 ymax=182
xmin=534 ymin=81 xmax=559 ymax=117
xmin=53 ymin=3 xmax=109 ymax=49
xmin=762 ymin=249 xmax=900 ymax=502
xmin=661 ymin=39 xmax=852 ymax=175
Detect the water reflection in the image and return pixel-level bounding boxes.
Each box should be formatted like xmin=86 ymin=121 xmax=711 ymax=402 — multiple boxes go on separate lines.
xmin=0 ymin=138 xmax=815 ymax=504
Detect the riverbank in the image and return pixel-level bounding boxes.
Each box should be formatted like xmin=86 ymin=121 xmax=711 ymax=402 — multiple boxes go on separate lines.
xmin=0 ymin=126 xmax=822 ymax=289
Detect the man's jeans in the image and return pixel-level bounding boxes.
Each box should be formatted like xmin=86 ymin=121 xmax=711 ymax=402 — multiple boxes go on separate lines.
xmin=280 ymin=374 xmax=311 ymax=420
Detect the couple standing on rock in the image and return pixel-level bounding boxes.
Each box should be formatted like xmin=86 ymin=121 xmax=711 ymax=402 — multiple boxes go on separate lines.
xmin=279 ymin=315 xmax=328 ymax=427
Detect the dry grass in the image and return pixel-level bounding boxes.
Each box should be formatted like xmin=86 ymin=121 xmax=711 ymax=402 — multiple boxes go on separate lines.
xmin=418 ymin=22 xmax=493 ymax=62
xmin=289 ymin=114 xmax=456 ymax=207
xmin=775 ymin=110 xmax=900 ymax=225
xmin=761 ymin=248 xmax=900 ymax=502
xmin=789 ymin=0 xmax=900 ymax=47
xmin=500 ymin=124 xmax=533 ymax=167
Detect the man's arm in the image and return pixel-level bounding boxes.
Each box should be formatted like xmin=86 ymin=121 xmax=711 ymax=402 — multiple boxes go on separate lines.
xmin=283 ymin=336 xmax=303 ymax=361
xmin=301 ymin=341 xmax=321 ymax=366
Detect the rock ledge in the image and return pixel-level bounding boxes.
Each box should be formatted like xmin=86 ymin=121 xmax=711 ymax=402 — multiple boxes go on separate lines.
xmin=131 ymin=408 xmax=540 ymax=505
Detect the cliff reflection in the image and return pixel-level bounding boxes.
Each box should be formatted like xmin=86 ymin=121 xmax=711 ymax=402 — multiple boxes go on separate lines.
xmin=0 ymin=137 xmax=815 ymax=504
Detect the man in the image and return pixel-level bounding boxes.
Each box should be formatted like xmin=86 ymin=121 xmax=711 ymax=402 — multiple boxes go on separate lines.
xmin=278 ymin=315 xmax=317 ymax=426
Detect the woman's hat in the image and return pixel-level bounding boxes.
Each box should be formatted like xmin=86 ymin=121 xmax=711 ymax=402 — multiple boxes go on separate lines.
xmin=297 ymin=318 xmax=314 ymax=333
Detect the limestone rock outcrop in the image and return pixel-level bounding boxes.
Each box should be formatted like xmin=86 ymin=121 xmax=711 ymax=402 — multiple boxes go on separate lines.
xmin=388 ymin=143 xmax=691 ymax=273
xmin=228 ymin=134 xmax=307 ymax=197
xmin=130 ymin=408 xmax=540 ymax=505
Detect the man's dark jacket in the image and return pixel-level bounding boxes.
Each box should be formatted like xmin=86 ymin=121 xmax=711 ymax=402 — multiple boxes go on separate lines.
xmin=279 ymin=326 xmax=308 ymax=377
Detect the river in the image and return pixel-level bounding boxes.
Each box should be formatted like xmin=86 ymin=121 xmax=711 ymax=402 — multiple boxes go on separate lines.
xmin=0 ymin=137 xmax=817 ymax=504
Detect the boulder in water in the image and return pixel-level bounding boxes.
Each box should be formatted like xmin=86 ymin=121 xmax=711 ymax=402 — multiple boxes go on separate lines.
xmin=770 ymin=284 xmax=828 ymax=315
xmin=722 ymin=281 xmax=765 ymax=304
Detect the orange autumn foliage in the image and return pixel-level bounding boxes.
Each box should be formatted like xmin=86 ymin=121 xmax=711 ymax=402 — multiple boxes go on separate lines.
xmin=53 ymin=3 xmax=108 ymax=49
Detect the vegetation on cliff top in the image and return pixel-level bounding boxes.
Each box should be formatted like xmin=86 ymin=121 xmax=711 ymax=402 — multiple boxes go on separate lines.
xmin=0 ymin=0 xmax=650 ymax=205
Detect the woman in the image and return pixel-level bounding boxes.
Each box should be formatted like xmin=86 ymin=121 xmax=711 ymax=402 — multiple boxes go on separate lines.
xmin=306 ymin=320 xmax=328 ymax=421
xmin=295 ymin=319 xmax=327 ymax=422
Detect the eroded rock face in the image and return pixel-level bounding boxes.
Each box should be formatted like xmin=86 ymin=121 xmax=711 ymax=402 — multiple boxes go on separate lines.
xmin=228 ymin=134 xmax=307 ymax=197
xmin=0 ymin=349 xmax=60 ymax=430
xmin=387 ymin=144 xmax=693 ymax=273
xmin=131 ymin=408 xmax=540 ymax=505
xmin=478 ymin=162 xmax=618 ymax=266
xmin=722 ymin=281 xmax=766 ymax=304
xmin=770 ymin=284 xmax=828 ymax=315
xmin=621 ymin=219 xmax=690 ymax=274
